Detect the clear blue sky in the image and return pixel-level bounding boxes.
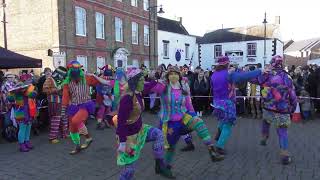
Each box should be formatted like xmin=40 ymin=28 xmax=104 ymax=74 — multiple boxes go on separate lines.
xmin=158 ymin=0 xmax=320 ymax=41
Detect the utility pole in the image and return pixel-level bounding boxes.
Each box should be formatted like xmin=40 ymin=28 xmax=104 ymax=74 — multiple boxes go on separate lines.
xmin=263 ymin=12 xmax=268 ymax=67
xmin=1 ymin=0 xmax=7 ymax=49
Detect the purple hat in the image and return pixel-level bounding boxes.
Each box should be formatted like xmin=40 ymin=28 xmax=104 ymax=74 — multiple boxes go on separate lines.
xmin=270 ymin=55 xmax=283 ymax=68
xmin=217 ymin=56 xmax=230 ymax=65
xmin=126 ymin=65 xmax=142 ymax=80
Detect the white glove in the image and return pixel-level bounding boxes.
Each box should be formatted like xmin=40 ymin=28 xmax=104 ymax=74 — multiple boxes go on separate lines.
xmin=117 ymin=142 xmax=126 ymax=153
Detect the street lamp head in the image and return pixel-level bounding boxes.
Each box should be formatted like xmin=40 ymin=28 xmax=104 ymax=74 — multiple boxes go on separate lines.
xmin=158 ymin=6 xmax=165 ymax=14
xmin=263 ymin=19 xmax=268 ymax=24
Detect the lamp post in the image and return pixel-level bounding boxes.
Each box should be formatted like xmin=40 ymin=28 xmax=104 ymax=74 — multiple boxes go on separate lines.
xmin=263 ymin=12 xmax=268 ymax=67
xmin=147 ymin=2 xmax=164 ymax=68
xmin=1 ymin=0 xmax=7 ymax=49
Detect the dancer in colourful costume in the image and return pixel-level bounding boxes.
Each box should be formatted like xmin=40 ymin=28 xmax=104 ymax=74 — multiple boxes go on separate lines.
xmin=4 ymin=73 xmax=37 ymax=152
xmin=211 ymin=56 xmax=261 ymax=156
xmin=43 ymin=67 xmax=68 ymax=143
xmin=253 ymin=55 xmax=297 ymax=165
xmin=151 ymin=66 xmax=223 ymax=172
xmin=98 ymin=66 xmax=174 ymax=180
xmin=61 ymin=60 xmax=99 ymax=154
xmin=95 ymin=65 xmax=115 ymax=130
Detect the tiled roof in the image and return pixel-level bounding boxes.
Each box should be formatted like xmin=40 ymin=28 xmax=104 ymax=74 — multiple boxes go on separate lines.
xmin=158 ymin=17 xmax=189 ymax=35
xmin=284 ymin=38 xmax=320 ymax=52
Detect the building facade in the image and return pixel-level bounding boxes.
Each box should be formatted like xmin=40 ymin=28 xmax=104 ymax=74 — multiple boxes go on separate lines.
xmin=0 ymin=0 xmax=158 ymax=72
xmin=198 ymin=21 xmax=283 ymax=70
xmin=157 ymin=17 xmax=198 ymax=68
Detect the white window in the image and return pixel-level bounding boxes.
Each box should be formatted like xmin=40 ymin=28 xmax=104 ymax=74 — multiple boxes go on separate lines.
xmin=143 ymin=0 xmax=149 ymax=11
xmin=131 ymin=0 xmax=138 ymax=7
xmin=96 ymin=57 xmax=105 ymax=72
xmin=75 ymin=6 xmax=86 ymax=36
xmin=115 ymin=17 xmax=123 ymax=42
xmin=185 ymin=44 xmax=190 ymax=59
xmin=132 ymin=59 xmax=139 ymax=68
xmin=76 ymin=56 xmax=88 ymax=72
xmin=247 ymin=43 xmax=257 ymax=56
xmin=132 ymin=22 xmax=139 ymax=45
xmin=163 ymin=41 xmax=169 ymax=58
xmin=95 ymin=12 xmax=105 ymax=39
xmin=214 ymin=45 xmax=222 ymax=58
xmin=144 ymin=25 xmax=149 ymax=46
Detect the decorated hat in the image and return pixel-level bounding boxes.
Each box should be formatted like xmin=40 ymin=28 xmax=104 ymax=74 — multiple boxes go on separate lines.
xmin=5 ymin=72 xmax=15 ymax=78
xmin=270 ymin=55 xmax=283 ymax=68
xmin=167 ymin=66 xmax=181 ymax=74
xmin=217 ymin=56 xmax=230 ymax=65
xmin=67 ymin=60 xmax=83 ymax=69
xmin=100 ymin=65 xmax=114 ymax=77
xmin=126 ymin=65 xmax=142 ymax=80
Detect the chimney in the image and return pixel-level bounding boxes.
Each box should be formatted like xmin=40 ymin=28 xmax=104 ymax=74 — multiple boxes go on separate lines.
xmin=275 ymin=16 xmax=280 ymax=25
xmin=179 ymin=17 xmax=182 ymax=24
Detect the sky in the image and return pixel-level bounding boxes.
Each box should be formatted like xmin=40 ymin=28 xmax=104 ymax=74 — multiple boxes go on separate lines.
xmin=157 ymin=0 xmax=320 ymax=41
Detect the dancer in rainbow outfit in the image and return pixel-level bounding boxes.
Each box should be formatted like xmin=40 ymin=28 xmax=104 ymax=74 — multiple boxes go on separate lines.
xmin=150 ymin=66 xmax=224 ymax=173
xmin=4 ymin=73 xmax=37 ymax=152
xmin=252 ymin=55 xmax=297 ymax=165
xmin=61 ymin=60 xmax=99 ymax=154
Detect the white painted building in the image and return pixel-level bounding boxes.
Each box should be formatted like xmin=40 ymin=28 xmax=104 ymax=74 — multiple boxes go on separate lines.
xmin=157 ymin=17 xmax=198 ymax=68
xmin=198 ymin=21 xmax=283 ymax=70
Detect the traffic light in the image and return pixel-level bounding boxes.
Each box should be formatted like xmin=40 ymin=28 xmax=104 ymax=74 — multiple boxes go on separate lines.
xmin=272 ymin=39 xmax=277 ymax=56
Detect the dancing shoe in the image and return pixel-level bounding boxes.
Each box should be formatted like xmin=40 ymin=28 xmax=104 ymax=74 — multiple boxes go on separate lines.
xmin=69 ymin=145 xmax=81 ymax=155
xmin=50 ymin=139 xmax=60 ymax=144
xmin=180 ymin=143 xmax=195 ymax=152
xmin=25 ymin=141 xmax=33 ymax=150
xmin=260 ymin=139 xmax=267 ymax=146
xmin=208 ymin=145 xmax=225 ymax=162
xmin=80 ymin=138 xmax=93 ymax=149
xmin=281 ymin=155 xmax=292 ymax=165
xmin=216 ymin=147 xmax=226 ymax=155
xmin=19 ymin=143 xmax=29 ymax=152
xmin=155 ymin=159 xmax=176 ymax=179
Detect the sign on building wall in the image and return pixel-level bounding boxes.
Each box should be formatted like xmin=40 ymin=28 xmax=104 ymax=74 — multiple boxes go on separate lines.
xmin=53 ymin=52 xmax=66 ymax=69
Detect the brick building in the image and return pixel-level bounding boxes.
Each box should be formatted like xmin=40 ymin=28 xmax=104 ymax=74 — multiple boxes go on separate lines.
xmin=0 ymin=0 xmax=158 ymax=72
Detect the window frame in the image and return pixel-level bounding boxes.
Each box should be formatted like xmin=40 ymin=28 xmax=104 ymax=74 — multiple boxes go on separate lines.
xmin=95 ymin=12 xmax=105 ymax=39
xmin=75 ymin=6 xmax=87 ymax=37
xmin=214 ymin=45 xmax=222 ymax=58
xmin=115 ymin=17 xmax=123 ymax=42
xmin=144 ymin=25 xmax=150 ymax=46
xmin=185 ymin=44 xmax=190 ymax=60
xmin=163 ymin=41 xmax=169 ymax=59
xmin=247 ymin=43 xmax=257 ymax=57
xmin=131 ymin=22 xmax=139 ymax=45
xmin=96 ymin=57 xmax=106 ymax=73
xmin=131 ymin=0 xmax=138 ymax=7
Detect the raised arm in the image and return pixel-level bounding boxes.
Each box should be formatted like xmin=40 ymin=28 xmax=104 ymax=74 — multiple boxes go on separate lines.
xmin=229 ymin=69 xmax=262 ymax=84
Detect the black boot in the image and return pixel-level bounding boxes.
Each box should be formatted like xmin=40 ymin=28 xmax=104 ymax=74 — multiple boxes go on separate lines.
xmin=260 ymin=139 xmax=267 ymax=146
xmin=180 ymin=143 xmax=195 ymax=152
xmin=208 ymin=145 xmax=225 ymax=162
xmin=96 ymin=122 xmax=105 ymax=130
xmin=155 ymin=159 xmax=175 ymax=179
xmin=281 ymin=155 xmax=292 ymax=165
xmin=69 ymin=144 xmax=81 ymax=155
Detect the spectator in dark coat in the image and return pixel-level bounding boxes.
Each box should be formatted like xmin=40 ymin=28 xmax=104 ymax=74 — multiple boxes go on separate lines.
xmin=193 ymin=69 xmax=209 ymax=117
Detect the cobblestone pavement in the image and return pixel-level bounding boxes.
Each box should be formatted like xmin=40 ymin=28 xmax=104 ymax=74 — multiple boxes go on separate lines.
xmin=1 ymin=113 xmax=320 ymax=180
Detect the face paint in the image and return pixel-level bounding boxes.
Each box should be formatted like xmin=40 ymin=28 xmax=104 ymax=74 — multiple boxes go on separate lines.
xmin=70 ymin=69 xmax=81 ymax=80
xmin=168 ymin=73 xmax=179 ymax=84
xmin=136 ymin=77 xmax=145 ymax=92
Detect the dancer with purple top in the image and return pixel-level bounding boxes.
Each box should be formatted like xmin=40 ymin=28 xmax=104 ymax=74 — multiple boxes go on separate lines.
xmin=211 ymin=56 xmax=262 ymax=156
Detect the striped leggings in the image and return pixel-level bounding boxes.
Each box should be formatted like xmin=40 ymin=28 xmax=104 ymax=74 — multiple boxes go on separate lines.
xmin=48 ymin=102 xmax=68 ymax=140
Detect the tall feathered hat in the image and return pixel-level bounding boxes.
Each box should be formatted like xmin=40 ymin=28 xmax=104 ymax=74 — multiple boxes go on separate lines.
xmin=99 ymin=64 xmax=114 ymax=77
